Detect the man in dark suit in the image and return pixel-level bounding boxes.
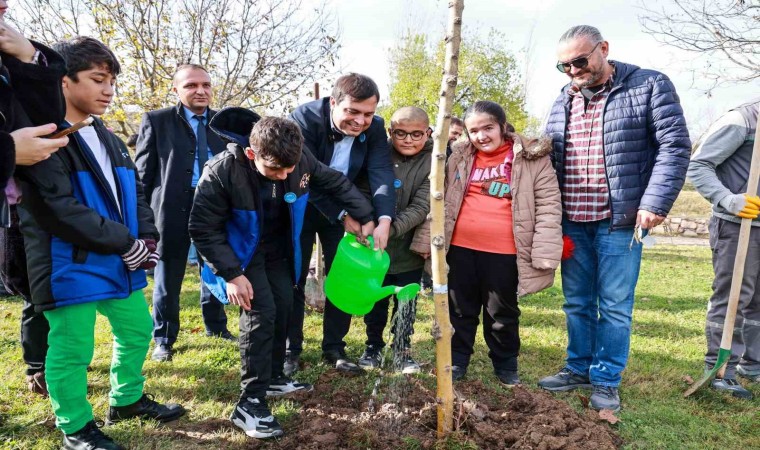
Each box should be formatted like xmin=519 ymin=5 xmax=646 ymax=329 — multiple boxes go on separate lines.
xmin=286 ymin=73 xmax=395 ymax=374
xmin=134 ymin=64 xmax=232 ymax=362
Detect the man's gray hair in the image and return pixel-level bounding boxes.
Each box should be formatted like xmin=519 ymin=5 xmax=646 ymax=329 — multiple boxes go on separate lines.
xmin=559 ymin=25 xmax=604 ymax=44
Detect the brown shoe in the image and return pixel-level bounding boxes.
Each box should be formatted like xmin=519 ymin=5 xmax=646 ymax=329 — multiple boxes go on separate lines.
xmin=27 ymin=371 xmax=48 ymax=397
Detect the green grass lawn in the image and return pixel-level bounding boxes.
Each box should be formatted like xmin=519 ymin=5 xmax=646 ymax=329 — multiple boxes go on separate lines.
xmin=1 ymin=245 xmax=758 ymax=449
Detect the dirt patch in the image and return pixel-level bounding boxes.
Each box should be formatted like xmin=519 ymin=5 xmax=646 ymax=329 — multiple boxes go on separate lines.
xmin=273 ymin=372 xmax=623 ymax=449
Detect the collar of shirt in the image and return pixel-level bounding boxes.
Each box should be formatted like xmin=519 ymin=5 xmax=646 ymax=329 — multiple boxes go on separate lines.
xmin=329 ymin=112 xmax=345 ymax=142
xmin=569 ymin=62 xmax=616 ymax=96
xmin=182 ymin=106 xmax=208 ymax=127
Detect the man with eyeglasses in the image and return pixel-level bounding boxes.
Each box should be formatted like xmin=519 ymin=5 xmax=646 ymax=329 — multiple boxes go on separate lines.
xmin=286 ymin=73 xmax=395 ymax=374
xmin=539 ymin=25 xmax=691 ymax=412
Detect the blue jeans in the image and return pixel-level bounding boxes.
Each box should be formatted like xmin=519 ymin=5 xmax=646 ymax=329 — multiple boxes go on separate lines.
xmin=561 ymin=218 xmax=642 ymax=387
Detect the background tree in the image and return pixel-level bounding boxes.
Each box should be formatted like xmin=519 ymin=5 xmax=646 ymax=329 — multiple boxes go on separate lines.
xmin=382 ymin=28 xmax=533 ymax=134
xmin=12 ymin=0 xmax=340 ymax=138
xmin=639 ymin=0 xmax=759 ymax=92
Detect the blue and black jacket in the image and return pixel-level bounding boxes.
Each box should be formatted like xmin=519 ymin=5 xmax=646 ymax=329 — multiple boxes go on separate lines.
xmin=189 ymin=116 xmax=374 ymax=302
xmin=17 ymin=117 xmax=158 ymax=311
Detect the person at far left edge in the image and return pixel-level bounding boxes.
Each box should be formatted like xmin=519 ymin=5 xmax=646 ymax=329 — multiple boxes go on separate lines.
xmin=134 ymin=64 xmax=234 ymax=363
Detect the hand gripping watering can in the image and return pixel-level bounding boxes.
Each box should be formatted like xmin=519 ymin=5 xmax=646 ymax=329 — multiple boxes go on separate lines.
xmin=324 ymin=234 xmax=420 ymax=315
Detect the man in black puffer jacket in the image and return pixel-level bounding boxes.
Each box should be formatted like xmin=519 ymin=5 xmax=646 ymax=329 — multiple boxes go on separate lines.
xmin=539 ymin=25 xmax=691 ymax=413
xmin=189 ymin=108 xmax=374 ymax=440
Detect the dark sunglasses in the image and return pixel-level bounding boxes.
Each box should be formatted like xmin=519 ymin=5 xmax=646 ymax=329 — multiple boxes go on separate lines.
xmin=556 ymin=42 xmax=601 ymax=73
xmin=391 ymin=128 xmax=430 ymax=141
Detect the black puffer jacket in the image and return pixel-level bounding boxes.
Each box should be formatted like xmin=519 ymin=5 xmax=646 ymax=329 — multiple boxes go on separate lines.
xmin=189 ymin=107 xmax=374 ymax=300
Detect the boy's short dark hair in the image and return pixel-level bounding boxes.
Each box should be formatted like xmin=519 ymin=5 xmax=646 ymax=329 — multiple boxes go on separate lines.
xmin=248 ymin=117 xmax=303 ymax=168
xmin=451 ymin=117 xmax=463 ymax=127
xmin=53 ymin=36 xmax=121 ymax=81
xmin=331 ymin=73 xmax=380 ymax=104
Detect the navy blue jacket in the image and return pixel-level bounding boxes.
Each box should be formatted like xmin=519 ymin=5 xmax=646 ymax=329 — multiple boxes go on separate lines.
xmin=17 ymin=118 xmax=158 ymax=311
xmin=545 ymin=61 xmax=691 ymax=229
xmin=289 ymin=98 xmax=395 ymax=221
xmin=189 ymin=140 xmax=373 ymax=302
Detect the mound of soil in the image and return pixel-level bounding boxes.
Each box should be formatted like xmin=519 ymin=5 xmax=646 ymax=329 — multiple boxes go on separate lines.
xmin=272 ymin=371 xmax=623 ymax=449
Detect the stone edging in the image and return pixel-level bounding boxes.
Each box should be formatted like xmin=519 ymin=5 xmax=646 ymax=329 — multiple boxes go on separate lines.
xmin=650 ymin=217 xmax=708 ymax=237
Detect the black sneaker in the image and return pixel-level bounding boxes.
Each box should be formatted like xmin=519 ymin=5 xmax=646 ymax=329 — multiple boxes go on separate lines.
xmin=711 ymin=378 xmax=753 ymax=400
xmin=495 ymin=370 xmax=521 ymax=386
xmin=151 ymin=344 xmax=173 ymax=362
xmin=106 ymin=393 xmax=186 ymax=424
xmin=590 ymin=385 xmax=621 ymax=412
xmin=398 ymin=356 xmax=421 ymax=375
xmin=266 ymin=376 xmax=313 ymax=397
xmin=230 ymin=397 xmax=284 ymax=439
xmin=63 ymin=420 xmax=125 ymax=450
xmin=537 ymin=368 xmax=592 ymax=392
xmin=452 ymin=365 xmax=467 ymax=381
xmin=357 ymin=346 xmax=383 ymax=369
xmin=283 ymin=353 xmax=300 ymax=377
xmin=323 ymin=351 xmax=364 ymax=374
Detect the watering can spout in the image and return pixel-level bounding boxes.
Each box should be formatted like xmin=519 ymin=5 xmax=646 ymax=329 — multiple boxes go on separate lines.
xmin=324 ymin=235 xmax=422 ymax=316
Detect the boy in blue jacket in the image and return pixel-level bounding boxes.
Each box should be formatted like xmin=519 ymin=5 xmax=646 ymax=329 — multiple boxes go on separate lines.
xmin=17 ymin=36 xmax=184 ymax=450
xmin=190 ymin=108 xmax=374 ymax=439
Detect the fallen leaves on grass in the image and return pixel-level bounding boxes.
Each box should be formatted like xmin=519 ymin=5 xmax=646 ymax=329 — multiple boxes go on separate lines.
xmin=598 ymin=409 xmax=621 ymax=424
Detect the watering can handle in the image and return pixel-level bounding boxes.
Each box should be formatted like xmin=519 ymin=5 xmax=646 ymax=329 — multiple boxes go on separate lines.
xmin=354 ymin=233 xmax=375 ymax=249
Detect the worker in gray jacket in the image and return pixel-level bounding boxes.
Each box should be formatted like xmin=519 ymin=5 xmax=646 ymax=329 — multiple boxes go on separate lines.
xmin=688 ymin=97 xmax=760 ymax=400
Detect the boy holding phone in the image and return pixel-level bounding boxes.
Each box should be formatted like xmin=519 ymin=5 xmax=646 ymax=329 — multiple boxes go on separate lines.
xmin=16 ymin=36 xmax=184 ymax=450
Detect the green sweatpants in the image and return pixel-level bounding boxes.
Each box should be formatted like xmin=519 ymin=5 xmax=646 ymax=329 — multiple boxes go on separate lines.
xmin=43 ymin=290 xmax=153 ymax=435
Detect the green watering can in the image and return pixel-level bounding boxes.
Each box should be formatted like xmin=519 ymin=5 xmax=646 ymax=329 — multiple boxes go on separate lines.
xmin=324 ymin=234 xmax=420 ymax=316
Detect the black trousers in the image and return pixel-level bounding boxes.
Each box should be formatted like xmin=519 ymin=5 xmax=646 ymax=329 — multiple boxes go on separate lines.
xmin=0 ymin=207 xmax=48 ymax=375
xmin=240 ymin=248 xmax=294 ymax=399
xmin=363 ymin=269 xmax=422 ymax=350
xmin=287 ymin=203 xmax=348 ymax=356
xmin=447 ymin=245 xmax=520 ymax=372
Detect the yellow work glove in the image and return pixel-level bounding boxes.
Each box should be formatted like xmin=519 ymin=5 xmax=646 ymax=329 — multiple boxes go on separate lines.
xmin=738 ymin=194 xmax=760 ymax=220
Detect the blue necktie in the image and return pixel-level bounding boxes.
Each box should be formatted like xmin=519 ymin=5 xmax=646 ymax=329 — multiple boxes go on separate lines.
xmin=194 ymin=115 xmax=208 ymax=174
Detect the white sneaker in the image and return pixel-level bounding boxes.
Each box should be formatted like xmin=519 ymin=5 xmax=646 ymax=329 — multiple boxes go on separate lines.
xmin=266 ymin=377 xmax=313 ymax=397
xmin=230 ymin=397 xmax=284 ymax=439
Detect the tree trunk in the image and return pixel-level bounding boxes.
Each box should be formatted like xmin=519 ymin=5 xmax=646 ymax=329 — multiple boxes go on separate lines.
xmin=430 ymin=0 xmax=464 ymax=438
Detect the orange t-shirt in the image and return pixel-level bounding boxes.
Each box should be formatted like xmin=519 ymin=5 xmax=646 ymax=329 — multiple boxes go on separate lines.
xmin=451 ymin=141 xmax=517 ymax=254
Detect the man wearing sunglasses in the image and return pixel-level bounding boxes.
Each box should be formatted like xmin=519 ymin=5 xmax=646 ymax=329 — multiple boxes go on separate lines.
xmin=540 ymin=25 xmax=691 ymax=412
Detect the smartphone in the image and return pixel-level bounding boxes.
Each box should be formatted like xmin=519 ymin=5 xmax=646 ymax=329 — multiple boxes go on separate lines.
xmin=48 ymin=116 xmax=94 ymax=139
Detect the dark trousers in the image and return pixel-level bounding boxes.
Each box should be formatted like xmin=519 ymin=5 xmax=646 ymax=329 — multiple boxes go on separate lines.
xmin=0 ymin=207 xmax=48 ymax=375
xmin=152 ymin=241 xmax=228 ymax=345
xmin=287 ymin=203 xmax=347 ymax=356
xmin=447 ymin=245 xmax=520 ymax=372
xmin=363 ymin=269 xmax=422 ymax=350
xmin=240 ymin=249 xmax=294 ymax=398
xmin=705 ymin=217 xmax=760 ymax=376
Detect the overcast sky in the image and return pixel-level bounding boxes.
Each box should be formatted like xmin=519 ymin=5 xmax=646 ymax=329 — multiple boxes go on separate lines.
xmin=310 ymin=0 xmax=758 ymax=136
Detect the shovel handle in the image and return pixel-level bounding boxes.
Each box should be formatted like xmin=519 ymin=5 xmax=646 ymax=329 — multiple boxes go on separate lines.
xmin=717 ymin=118 xmax=760 ymax=377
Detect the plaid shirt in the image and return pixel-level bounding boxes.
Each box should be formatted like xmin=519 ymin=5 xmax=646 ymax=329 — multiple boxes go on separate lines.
xmin=562 ymin=72 xmax=615 ymax=222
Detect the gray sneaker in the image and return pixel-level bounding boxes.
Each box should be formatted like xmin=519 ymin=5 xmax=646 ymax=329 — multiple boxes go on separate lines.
xmin=590 ymin=385 xmax=621 ymax=412
xmin=736 ymin=365 xmax=760 ymax=383
xmin=538 ymin=368 xmax=592 ymax=392
xmin=711 ymin=378 xmax=753 ymax=400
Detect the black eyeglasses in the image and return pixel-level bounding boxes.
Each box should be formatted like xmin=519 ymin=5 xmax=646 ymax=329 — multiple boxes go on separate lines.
xmin=556 ymin=42 xmax=601 ymax=73
xmin=391 ymin=129 xmax=429 ymax=141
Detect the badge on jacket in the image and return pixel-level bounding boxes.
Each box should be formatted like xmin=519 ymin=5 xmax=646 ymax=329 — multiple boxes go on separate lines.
xmin=300 ymin=173 xmax=310 ymax=189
